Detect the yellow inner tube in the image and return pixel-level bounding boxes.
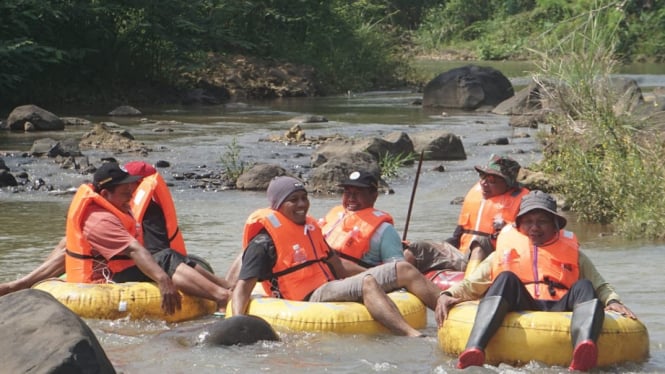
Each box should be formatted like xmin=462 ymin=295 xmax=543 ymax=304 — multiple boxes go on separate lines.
xmin=438 ymin=301 xmax=650 ymax=367
xmin=33 ymin=278 xmax=217 ymax=323
xmin=228 ymin=290 xmax=426 ymax=334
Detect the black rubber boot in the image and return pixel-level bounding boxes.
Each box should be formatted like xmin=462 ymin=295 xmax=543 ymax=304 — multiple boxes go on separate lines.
xmin=457 ymin=296 xmax=511 ymax=369
xmin=569 ymin=299 xmax=604 ymax=371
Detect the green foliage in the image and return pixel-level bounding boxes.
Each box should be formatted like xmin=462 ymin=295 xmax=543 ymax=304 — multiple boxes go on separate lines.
xmin=1 ymin=0 xmax=413 ymax=107
xmin=220 ymin=137 xmax=248 ymax=185
xmin=534 ymin=3 xmax=665 ymax=238
xmin=379 ymin=152 xmax=415 ymax=179
xmin=414 ymin=0 xmax=665 ymax=62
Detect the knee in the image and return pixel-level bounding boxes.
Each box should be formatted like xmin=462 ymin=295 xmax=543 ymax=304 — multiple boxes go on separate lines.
xmin=362 ymin=274 xmax=379 ymax=289
xmin=395 ymin=260 xmax=418 ymax=276
xmin=494 ymin=271 xmax=519 ymax=283
xmin=487 ymin=271 xmax=520 ymax=293
xmin=403 ymin=249 xmax=416 ymax=266
xmin=570 ymin=279 xmax=597 ymax=298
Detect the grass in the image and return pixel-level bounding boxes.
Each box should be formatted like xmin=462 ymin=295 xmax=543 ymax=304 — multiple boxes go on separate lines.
xmin=533 ymin=3 xmax=665 ymax=238
xmin=379 ymin=152 xmax=416 ymax=179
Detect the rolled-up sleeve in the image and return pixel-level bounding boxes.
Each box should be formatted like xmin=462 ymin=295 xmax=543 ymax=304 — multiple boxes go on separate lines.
xmin=446 ymin=253 xmax=494 ymax=301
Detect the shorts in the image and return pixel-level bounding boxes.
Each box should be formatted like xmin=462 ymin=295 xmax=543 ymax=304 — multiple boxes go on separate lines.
xmin=308 ymin=262 xmax=398 ymax=302
xmin=406 ymin=240 xmax=467 ymax=273
xmin=111 ymin=248 xmax=195 ymax=282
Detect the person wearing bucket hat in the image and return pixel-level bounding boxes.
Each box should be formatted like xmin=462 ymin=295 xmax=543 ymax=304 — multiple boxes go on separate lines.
xmin=319 ymin=170 xmax=405 ymax=268
xmin=436 ymin=190 xmax=637 ymax=371
xmin=233 ymin=175 xmax=452 ymax=336
xmin=405 ymin=154 xmax=529 ymax=277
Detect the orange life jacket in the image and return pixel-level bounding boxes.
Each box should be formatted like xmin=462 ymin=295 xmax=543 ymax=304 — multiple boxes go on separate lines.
xmin=457 ymin=183 xmax=529 ymax=253
xmin=130 ymin=173 xmax=186 ymax=255
xmin=65 ymin=184 xmax=141 ymax=283
xmin=491 ymin=225 xmax=580 ymax=301
xmin=320 ymin=205 xmax=394 ymax=267
xmin=243 ymin=208 xmax=334 ymax=300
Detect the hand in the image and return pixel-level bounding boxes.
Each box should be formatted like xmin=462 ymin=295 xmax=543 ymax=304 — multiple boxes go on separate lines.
xmin=157 ymin=277 xmax=182 ymax=315
xmin=606 ymin=302 xmax=637 ymax=319
xmin=435 ymin=293 xmax=461 ymax=328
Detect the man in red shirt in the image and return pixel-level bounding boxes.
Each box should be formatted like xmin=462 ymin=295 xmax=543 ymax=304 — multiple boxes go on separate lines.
xmin=1 ymin=163 xmax=231 ymax=315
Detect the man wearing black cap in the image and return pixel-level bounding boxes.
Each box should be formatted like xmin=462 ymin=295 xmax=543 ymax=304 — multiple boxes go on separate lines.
xmin=1 ymin=162 xmax=233 ymax=301
xmin=64 ymin=163 xmax=231 ymax=315
xmin=437 ymin=190 xmax=637 ymax=371
xmin=320 ymin=170 xmax=405 ymax=268
xmin=233 ymin=176 xmax=451 ymax=336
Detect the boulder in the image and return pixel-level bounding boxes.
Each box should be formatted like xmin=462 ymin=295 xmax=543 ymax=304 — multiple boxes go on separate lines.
xmin=308 ymin=153 xmax=383 ymax=194
xmin=0 ymin=169 xmax=18 ymax=187
xmin=409 ymin=131 xmax=466 ymax=160
xmin=5 ymin=104 xmax=65 ymax=131
xmin=492 ymin=80 xmax=547 ymax=115
xmin=30 ymin=138 xmax=82 ymax=157
xmin=422 ymin=65 xmax=514 ymax=110
xmin=0 ymin=289 xmax=115 ymax=374
xmin=79 ymin=123 xmax=148 ymax=154
xmin=236 ymin=163 xmax=290 ymax=190
xmin=311 ymin=132 xmax=414 ymax=167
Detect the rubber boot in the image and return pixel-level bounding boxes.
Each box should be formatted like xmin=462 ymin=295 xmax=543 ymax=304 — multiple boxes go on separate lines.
xmin=457 ymin=296 xmax=510 ymax=369
xmin=569 ymin=299 xmax=604 ymax=371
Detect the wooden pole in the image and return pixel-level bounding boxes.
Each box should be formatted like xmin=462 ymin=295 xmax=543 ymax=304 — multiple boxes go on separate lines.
xmin=402 ymin=150 xmax=424 ymax=241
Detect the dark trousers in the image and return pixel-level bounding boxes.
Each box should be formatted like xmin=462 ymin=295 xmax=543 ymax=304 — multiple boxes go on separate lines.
xmin=486 ymin=271 xmax=598 ymax=312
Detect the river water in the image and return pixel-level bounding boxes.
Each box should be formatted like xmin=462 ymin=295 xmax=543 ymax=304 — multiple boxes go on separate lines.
xmin=1 ymin=78 xmax=664 ymax=373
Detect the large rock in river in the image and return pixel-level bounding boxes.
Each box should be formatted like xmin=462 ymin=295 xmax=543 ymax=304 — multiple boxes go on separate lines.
xmin=0 ymin=289 xmax=115 ymax=373
xmin=5 ymin=104 xmax=65 ymax=131
xmin=422 ymin=65 xmax=514 ymax=110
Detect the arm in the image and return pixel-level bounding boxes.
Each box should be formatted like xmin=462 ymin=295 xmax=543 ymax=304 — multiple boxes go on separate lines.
xmin=579 ymin=251 xmax=637 ymax=319
xmin=437 ymin=253 xmax=495 ymax=323
xmin=372 ymin=223 xmax=405 ymax=263
xmin=123 ymin=240 xmax=182 ymax=315
xmin=326 ymin=251 xmax=366 ymax=278
xmin=231 ymin=278 xmax=257 ymax=315
xmin=0 ymin=237 xmax=67 ymax=296
xmin=231 ymin=231 xmax=276 ymax=312
xmin=224 ymin=251 xmax=244 ymax=287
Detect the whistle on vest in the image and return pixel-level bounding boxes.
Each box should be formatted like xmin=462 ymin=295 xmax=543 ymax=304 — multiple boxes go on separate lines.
xmin=344 ymin=226 xmax=360 ymax=247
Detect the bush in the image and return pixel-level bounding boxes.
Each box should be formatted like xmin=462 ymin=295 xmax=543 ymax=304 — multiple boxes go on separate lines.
xmin=535 ymin=3 xmax=665 ymax=238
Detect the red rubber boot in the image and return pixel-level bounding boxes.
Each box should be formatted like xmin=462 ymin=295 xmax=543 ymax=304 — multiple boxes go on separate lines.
xmin=569 ymin=340 xmax=598 ymax=371
xmin=457 ymin=348 xmax=485 ymax=369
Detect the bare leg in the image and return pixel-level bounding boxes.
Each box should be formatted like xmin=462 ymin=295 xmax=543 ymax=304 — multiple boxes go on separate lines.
xmin=394 ymin=261 xmax=442 ymax=310
xmin=0 ymin=237 xmax=67 ymax=296
xmin=403 ymin=249 xmax=417 ymax=268
xmin=224 ymin=251 xmax=243 ymax=287
xmin=171 ymin=264 xmax=231 ymax=311
xmin=193 ymin=265 xmax=233 ymax=289
xmin=361 ymin=275 xmax=423 ymax=337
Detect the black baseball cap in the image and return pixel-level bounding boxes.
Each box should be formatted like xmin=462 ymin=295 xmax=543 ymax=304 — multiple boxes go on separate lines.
xmin=93 ymin=162 xmax=141 ymax=189
xmin=338 ymin=171 xmax=378 ymax=189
